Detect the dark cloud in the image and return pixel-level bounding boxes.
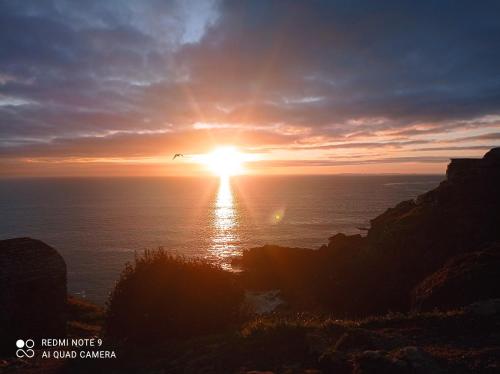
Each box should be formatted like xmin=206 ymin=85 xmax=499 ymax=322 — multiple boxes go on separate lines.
xmin=1 ymin=0 xmax=500 ymax=168
xmin=177 ymin=0 xmax=500 ymax=125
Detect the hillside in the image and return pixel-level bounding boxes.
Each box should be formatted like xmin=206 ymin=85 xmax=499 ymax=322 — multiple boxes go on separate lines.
xmin=237 ymin=148 xmax=500 ymax=316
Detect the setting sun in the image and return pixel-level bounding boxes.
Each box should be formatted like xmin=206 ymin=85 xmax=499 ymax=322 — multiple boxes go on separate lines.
xmin=202 ymin=146 xmax=246 ymax=177
xmin=2 ymin=2 xmax=500 ymax=371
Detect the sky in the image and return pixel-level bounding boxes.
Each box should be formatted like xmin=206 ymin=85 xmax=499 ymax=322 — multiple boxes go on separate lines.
xmin=1 ymin=0 xmax=500 ymax=176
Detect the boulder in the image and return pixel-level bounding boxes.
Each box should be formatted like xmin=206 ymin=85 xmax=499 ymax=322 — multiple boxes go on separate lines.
xmin=318 ymin=349 xmax=351 ymax=373
xmin=412 ymin=243 xmax=500 ymax=311
xmin=0 ymin=238 xmax=67 ymax=354
xmin=353 ymin=347 xmax=441 ymax=374
xmin=353 ymin=350 xmax=405 ymax=374
xmin=334 ymin=329 xmax=380 ymax=352
xmin=464 ymin=298 xmax=500 ymax=316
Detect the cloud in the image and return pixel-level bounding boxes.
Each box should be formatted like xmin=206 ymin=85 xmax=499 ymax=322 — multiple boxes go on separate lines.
xmin=409 ymin=145 xmax=496 ymax=152
xmin=253 ymin=156 xmax=451 ymax=168
xmin=454 ymin=132 xmax=500 ymax=142
xmin=1 ymin=0 xmax=500 ymax=174
xmin=0 ymin=128 xmax=298 ymax=158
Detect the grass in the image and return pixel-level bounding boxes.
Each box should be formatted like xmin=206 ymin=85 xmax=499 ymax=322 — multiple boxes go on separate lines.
xmin=67 ymin=295 xmax=104 ymax=337
xmin=62 ymin=293 xmax=500 ymax=373
xmin=96 ymin=304 xmax=499 ymax=372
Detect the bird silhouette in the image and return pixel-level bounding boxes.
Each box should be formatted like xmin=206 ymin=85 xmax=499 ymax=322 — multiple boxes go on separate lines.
xmin=172 ymin=153 xmax=184 ymax=160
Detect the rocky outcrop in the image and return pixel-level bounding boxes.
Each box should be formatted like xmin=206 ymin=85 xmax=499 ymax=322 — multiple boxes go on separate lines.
xmin=0 ymin=238 xmax=67 ymax=354
xmin=363 ymin=147 xmax=500 ymax=311
xmin=325 ymin=233 xmax=365 ymax=252
xmin=411 ymin=242 xmax=500 ymax=311
xmin=446 ymin=147 xmax=500 ymax=182
xmin=353 ymin=347 xmax=441 ymax=374
xmin=239 ymin=148 xmax=500 ymax=316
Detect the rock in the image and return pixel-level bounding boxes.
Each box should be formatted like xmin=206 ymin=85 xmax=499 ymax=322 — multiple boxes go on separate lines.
xmin=306 ymin=331 xmax=330 ymax=355
xmin=366 ymin=147 xmax=500 ymax=312
xmin=335 ymin=328 xmax=409 ymax=355
xmin=238 ymin=147 xmax=500 ymax=317
xmin=318 ymin=349 xmax=351 ymax=373
xmin=412 ymin=243 xmax=500 ymax=311
xmin=464 ymin=298 xmax=500 ymax=316
xmin=353 ymin=350 xmax=406 ymax=374
xmin=0 ymin=238 xmax=67 ymax=355
xmin=244 ymin=289 xmax=284 ymax=314
xmin=353 ymin=347 xmax=441 ymax=374
xmin=334 ymin=329 xmax=379 ymax=352
xmin=392 ymin=346 xmax=441 ymax=374
xmin=326 ymin=233 xmax=365 ymax=251
xmin=446 ymin=158 xmax=483 ymax=182
xmin=447 ymin=146 xmax=500 ymax=182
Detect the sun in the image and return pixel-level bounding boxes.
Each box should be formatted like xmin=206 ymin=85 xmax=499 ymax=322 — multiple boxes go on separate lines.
xmin=203 ymin=146 xmax=246 ymax=177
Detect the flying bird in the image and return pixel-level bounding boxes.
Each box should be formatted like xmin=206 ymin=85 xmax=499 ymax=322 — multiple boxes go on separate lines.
xmin=172 ymin=153 xmax=184 ymax=160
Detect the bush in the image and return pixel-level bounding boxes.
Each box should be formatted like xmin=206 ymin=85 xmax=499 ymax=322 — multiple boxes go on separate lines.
xmin=105 ymin=248 xmax=244 ymax=345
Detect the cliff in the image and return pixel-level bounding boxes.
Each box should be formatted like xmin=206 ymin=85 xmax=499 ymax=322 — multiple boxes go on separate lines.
xmin=446 ymin=147 xmax=500 ymax=182
xmin=412 ymin=242 xmax=500 ymax=311
xmin=365 ymin=147 xmax=500 ymax=311
xmin=239 ymin=147 xmax=500 ymax=316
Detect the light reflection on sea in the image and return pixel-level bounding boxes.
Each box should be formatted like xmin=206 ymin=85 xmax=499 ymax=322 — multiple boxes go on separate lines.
xmin=211 ymin=175 xmax=241 ymax=269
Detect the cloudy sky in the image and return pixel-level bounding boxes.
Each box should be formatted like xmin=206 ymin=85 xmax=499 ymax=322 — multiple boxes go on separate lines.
xmin=1 ymin=0 xmax=499 ymax=176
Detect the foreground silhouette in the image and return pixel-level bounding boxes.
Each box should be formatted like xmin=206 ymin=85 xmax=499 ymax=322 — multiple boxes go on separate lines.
xmin=74 ymin=148 xmax=500 ymax=373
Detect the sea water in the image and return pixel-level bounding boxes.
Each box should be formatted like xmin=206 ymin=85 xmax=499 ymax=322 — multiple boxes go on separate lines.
xmin=0 ymin=175 xmax=442 ymax=304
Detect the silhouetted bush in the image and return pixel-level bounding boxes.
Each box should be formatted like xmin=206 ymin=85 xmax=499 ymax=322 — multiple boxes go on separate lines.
xmin=105 ymin=248 xmax=244 ymax=345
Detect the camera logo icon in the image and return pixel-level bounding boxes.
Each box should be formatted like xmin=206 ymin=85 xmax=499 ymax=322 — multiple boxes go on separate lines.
xmin=16 ymin=339 xmax=35 ymax=358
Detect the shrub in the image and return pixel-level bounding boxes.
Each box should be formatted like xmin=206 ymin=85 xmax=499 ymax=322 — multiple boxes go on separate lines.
xmin=105 ymin=248 xmax=244 ymax=345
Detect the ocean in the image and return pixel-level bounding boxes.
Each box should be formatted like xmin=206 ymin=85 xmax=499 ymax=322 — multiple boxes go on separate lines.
xmin=0 ymin=175 xmax=442 ymax=304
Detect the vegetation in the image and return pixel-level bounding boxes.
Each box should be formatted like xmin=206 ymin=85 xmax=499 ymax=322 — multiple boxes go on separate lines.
xmin=64 ymin=302 xmax=500 ymax=373
xmin=67 ymin=295 xmax=105 ymax=337
xmin=105 ymin=248 xmax=244 ymax=345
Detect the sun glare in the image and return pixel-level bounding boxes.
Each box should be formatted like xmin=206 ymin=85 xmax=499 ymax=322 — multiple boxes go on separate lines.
xmin=203 ymin=146 xmax=246 ymax=177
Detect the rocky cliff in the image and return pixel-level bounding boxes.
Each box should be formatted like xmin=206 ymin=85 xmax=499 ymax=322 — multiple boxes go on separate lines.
xmin=412 ymin=242 xmax=500 ymax=311
xmin=364 ymin=147 xmax=500 ymax=311
xmin=239 ymin=147 xmax=500 ymax=316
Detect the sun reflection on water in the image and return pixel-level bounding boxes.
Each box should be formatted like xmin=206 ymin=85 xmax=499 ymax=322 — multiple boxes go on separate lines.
xmin=211 ymin=175 xmax=240 ymax=268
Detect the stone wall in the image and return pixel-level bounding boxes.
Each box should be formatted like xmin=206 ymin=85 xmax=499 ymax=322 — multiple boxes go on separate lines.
xmin=0 ymin=238 xmax=67 ymax=354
